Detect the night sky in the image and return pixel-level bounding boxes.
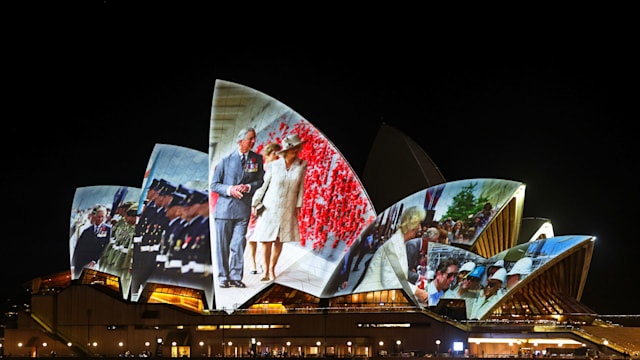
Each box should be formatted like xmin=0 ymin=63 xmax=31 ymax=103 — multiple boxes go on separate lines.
xmin=3 ymin=4 xmax=637 ymax=315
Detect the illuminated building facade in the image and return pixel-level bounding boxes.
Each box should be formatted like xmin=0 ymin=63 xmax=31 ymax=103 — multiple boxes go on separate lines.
xmin=2 ymin=81 xmax=638 ymax=358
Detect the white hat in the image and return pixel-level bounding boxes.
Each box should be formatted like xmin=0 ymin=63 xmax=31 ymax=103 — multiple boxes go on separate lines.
xmin=460 ymin=262 xmax=476 ymax=273
xmin=278 ymin=134 xmax=307 ymax=153
xmin=490 ymin=268 xmax=507 ymax=284
xmin=491 ymin=259 xmax=504 ymax=268
xmin=507 ymin=257 xmax=533 ymax=276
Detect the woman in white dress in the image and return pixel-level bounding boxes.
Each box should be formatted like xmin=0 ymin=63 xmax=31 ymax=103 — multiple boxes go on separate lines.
xmin=251 ymin=134 xmax=308 ymax=281
xmin=246 ymin=142 xmax=282 ymax=275
xmin=354 ymin=206 xmax=430 ymax=304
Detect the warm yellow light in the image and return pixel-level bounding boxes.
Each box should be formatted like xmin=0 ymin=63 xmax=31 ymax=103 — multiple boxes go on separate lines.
xmin=197 ymin=325 xmax=218 ymax=331
xmin=199 ymin=341 xmax=205 ymax=346
xmin=228 ymin=341 xmax=233 ymax=346
xmin=468 ymin=338 xmax=582 ymax=345
xmin=172 ymin=342 xmax=177 ymax=346
xmin=347 ymin=341 xmax=352 ymax=346
xmin=67 ymin=342 xmax=72 ymax=347
xmin=42 ymin=342 xmax=48 ymax=347
xmin=18 ymin=343 xmax=23 ymax=347
xmin=145 ymin=342 xmax=150 ymax=347
xmin=379 ymin=341 xmax=384 ymax=346
xmin=92 ymin=342 xmax=98 ymax=347
xmin=316 ymin=341 xmax=321 ymax=346
xmin=396 ymin=340 xmax=402 ymax=345
xmin=119 ymin=342 xmax=124 ymax=347
xmin=286 ymin=341 xmax=291 ymax=346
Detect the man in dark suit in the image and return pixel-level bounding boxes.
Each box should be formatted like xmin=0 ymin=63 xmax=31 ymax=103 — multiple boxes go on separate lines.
xmin=210 ymin=127 xmax=264 ymax=288
xmin=405 ymin=236 xmax=428 ymax=285
xmin=72 ymin=206 xmax=112 ymax=279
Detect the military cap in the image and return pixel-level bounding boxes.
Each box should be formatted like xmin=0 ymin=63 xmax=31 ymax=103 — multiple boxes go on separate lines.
xmin=126 ymin=203 xmax=139 ymax=216
xmin=158 ymin=181 xmax=177 ymax=196
xmin=167 ymin=192 xmax=187 ymax=207
xmin=185 ymin=189 xmax=208 ymax=206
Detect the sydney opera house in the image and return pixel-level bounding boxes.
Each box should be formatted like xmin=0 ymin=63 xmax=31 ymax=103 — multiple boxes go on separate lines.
xmin=1 ymin=81 xmax=638 ymax=358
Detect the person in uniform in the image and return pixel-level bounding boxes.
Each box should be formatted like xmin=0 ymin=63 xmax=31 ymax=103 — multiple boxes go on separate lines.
xmin=210 ymin=127 xmax=264 ymax=288
xmin=179 ymin=190 xmax=212 ymax=293
xmin=130 ymin=180 xmax=175 ymax=298
xmin=71 ymin=206 xmax=112 ymax=279
xmin=110 ymin=203 xmax=139 ymax=298
xmin=97 ymin=201 xmax=136 ymax=275
xmin=139 ymin=188 xmax=185 ymax=288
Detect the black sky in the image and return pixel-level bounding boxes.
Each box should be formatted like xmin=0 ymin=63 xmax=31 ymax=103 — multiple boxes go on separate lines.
xmin=2 ymin=5 xmax=637 ymax=315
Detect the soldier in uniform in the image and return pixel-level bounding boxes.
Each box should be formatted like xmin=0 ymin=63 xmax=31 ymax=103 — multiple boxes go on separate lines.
xmin=71 ymin=206 xmax=112 ymax=279
xmin=180 ymin=190 xmax=211 ymax=279
xmin=110 ymin=203 xmax=139 ymax=298
xmin=153 ymin=190 xmax=188 ymax=284
xmin=135 ymin=178 xmax=164 ymax=237
xmin=130 ymin=180 xmax=175 ymax=299
xmin=97 ymin=201 xmax=136 ymax=275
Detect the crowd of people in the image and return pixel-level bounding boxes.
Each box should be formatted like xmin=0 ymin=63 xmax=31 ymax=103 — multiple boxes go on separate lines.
xmin=130 ymin=178 xmax=212 ymax=299
xmin=69 ymin=179 xmax=213 ymax=301
xmin=327 ymin=196 xmax=533 ymax=319
xmin=427 ymin=256 xmax=534 ymax=319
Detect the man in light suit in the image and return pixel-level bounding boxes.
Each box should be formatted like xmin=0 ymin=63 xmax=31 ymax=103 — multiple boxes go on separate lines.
xmin=211 ymin=127 xmax=264 ymax=288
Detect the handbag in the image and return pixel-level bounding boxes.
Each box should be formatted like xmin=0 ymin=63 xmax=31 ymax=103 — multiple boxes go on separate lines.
xmin=255 ymin=203 xmax=265 ymax=216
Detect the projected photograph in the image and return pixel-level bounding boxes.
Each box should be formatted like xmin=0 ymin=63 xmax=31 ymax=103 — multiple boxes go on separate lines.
xmin=69 ymin=185 xmax=141 ymax=289
xmin=130 ymin=144 xmax=213 ymax=306
xmin=324 ymin=179 xmax=522 ymax=299
xmin=432 ymin=235 xmax=593 ymax=319
xmin=426 ymin=179 xmax=523 ymax=246
xmin=209 ymin=80 xmax=376 ymax=310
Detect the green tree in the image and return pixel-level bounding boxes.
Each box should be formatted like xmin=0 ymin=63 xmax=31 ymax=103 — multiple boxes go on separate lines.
xmin=441 ymin=182 xmax=489 ymax=222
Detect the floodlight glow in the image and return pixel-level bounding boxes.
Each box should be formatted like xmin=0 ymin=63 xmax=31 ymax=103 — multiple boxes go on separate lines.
xmin=468 ymin=338 xmax=582 ymax=345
